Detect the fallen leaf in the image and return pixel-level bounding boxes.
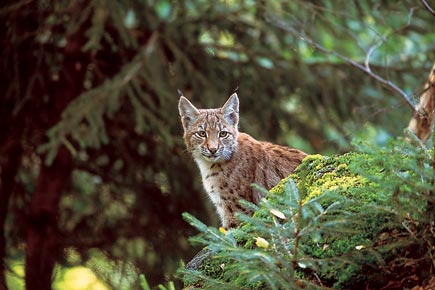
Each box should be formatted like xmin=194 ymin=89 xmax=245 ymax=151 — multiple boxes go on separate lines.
xmin=255 ymin=237 xmax=269 ymax=249
xmin=270 ymin=209 xmax=286 ymax=220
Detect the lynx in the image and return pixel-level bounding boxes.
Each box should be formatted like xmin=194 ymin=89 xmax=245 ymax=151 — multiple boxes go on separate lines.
xmin=178 ymin=92 xmax=307 ymax=228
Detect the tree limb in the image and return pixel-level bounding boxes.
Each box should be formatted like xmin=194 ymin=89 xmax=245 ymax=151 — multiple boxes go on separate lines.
xmin=269 ymin=16 xmax=417 ymax=113
xmin=407 ymin=62 xmax=435 ymax=143
xmin=421 ymin=0 xmax=435 ymax=16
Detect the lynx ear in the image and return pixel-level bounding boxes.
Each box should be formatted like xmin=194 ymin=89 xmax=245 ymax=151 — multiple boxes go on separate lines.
xmin=178 ymin=96 xmax=200 ymax=131
xmin=221 ymin=93 xmax=239 ymax=127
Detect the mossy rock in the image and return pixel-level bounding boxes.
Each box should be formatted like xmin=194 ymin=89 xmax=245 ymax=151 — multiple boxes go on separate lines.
xmin=256 ymin=153 xmax=398 ymax=288
xmin=270 ymin=152 xmax=391 ymax=206
xmin=183 ymin=151 xmax=431 ymax=289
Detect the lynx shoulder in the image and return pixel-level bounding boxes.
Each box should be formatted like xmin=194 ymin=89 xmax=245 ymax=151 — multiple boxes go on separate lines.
xmin=178 ymin=93 xmax=307 ymax=228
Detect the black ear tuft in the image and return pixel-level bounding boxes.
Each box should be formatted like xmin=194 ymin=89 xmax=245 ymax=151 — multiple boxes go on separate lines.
xmin=177 ymin=89 xmax=184 ymax=97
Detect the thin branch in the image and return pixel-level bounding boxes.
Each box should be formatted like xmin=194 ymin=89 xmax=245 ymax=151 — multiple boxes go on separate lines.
xmin=269 ymin=16 xmax=417 ymax=113
xmin=421 ymin=0 xmax=435 ymax=16
xmin=364 ymin=41 xmax=383 ymax=73
xmin=0 ymin=0 xmax=33 ymax=16
xmin=364 ymin=7 xmax=415 ymax=98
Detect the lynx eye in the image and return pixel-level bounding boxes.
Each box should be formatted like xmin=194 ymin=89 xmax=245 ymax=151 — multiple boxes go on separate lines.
xmin=196 ymin=131 xmax=207 ymax=138
xmin=219 ymin=131 xmax=229 ymax=138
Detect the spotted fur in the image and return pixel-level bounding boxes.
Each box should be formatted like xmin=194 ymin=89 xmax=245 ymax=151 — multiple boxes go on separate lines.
xmin=179 ymin=93 xmax=307 ymax=228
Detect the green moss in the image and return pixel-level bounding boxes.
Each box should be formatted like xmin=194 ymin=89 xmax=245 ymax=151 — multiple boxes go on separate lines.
xmin=199 ymin=255 xmax=225 ymax=279
xmin=271 ymin=153 xmax=383 ymax=205
xmin=290 ymin=153 xmax=397 ymax=287
xmin=266 ymin=153 xmax=398 ymax=288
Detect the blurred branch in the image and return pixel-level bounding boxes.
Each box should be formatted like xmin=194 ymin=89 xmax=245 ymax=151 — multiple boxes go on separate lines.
xmin=269 ymin=16 xmax=417 ymax=113
xmin=0 ymin=0 xmax=33 ymax=16
xmin=421 ymin=0 xmax=435 ymax=16
xmin=164 ymin=38 xmax=211 ymax=86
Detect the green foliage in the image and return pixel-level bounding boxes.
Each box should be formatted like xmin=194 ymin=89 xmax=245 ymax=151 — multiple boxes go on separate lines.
xmin=139 ymin=274 xmax=151 ymax=290
xmin=181 ymin=137 xmax=435 ymax=289
xmin=140 ymin=274 xmax=175 ymax=290
xmin=2 ymin=0 xmax=435 ymax=288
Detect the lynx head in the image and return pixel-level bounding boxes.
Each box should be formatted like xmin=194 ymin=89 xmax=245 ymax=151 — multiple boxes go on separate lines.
xmin=178 ymin=93 xmax=239 ymax=163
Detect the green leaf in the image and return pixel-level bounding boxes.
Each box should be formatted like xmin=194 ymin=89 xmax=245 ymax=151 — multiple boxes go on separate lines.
xmin=284 ymin=179 xmax=300 ymax=206
xmin=139 ymin=274 xmax=151 ymax=290
xmin=155 ymin=0 xmax=171 ymax=19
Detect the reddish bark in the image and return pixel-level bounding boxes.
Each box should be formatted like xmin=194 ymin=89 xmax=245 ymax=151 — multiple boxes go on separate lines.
xmin=0 ymin=140 xmax=22 ymax=290
xmin=22 ymin=4 xmax=88 ymax=288
xmin=407 ymin=62 xmax=435 ymax=143
xmin=24 ymin=147 xmax=72 ymax=290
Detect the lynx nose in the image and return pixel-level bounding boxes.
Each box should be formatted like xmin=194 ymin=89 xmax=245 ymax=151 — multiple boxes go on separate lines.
xmin=208 ymin=147 xmax=218 ymax=155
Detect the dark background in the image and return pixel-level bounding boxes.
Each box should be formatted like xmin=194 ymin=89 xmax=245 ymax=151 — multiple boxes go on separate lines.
xmin=1 ymin=0 xmax=434 ymax=289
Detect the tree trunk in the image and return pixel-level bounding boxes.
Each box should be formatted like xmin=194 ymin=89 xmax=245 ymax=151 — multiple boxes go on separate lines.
xmin=24 ymin=147 xmax=72 ymax=290
xmin=21 ymin=1 xmax=88 ymax=287
xmin=0 ymin=140 xmax=22 ymax=290
xmin=407 ymin=61 xmax=435 ymax=143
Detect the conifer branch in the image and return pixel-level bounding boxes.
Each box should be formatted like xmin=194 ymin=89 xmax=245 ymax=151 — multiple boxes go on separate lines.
xmin=291 ymin=193 xmax=302 ymax=270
